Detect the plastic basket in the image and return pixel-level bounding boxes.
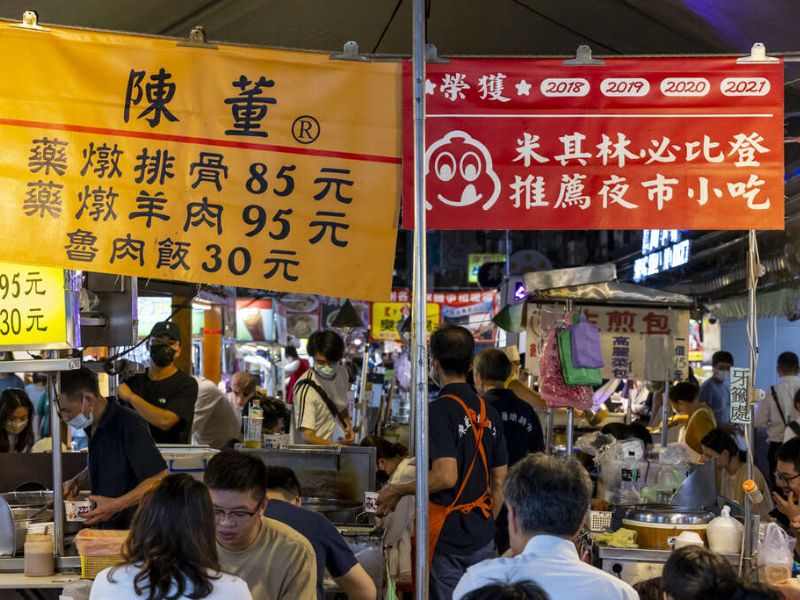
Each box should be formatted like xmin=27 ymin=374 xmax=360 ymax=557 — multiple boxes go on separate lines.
xmin=589 ymin=510 xmax=613 ymax=532
xmin=80 ymin=554 xmax=124 ymax=579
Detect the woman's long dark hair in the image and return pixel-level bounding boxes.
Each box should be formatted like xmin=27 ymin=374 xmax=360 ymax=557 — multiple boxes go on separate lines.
xmin=109 ymin=474 xmax=220 ymax=600
xmin=0 ymin=389 xmax=33 ymax=453
xmin=701 ymin=428 xmax=746 ymax=463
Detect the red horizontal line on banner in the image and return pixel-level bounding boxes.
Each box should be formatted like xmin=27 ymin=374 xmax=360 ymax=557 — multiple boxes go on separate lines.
xmin=427 ymin=113 xmax=775 ymax=118
xmin=0 ymin=118 xmax=402 ymax=165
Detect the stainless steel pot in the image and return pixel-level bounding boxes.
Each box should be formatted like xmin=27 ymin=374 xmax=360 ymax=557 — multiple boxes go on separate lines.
xmin=621 ymin=504 xmax=716 ymax=550
xmin=301 ymin=497 xmax=363 ymax=524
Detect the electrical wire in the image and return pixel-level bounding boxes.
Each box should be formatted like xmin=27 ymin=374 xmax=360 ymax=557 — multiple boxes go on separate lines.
xmin=371 ymin=0 xmax=404 ymax=54
xmin=103 ymin=284 xmax=202 ymax=374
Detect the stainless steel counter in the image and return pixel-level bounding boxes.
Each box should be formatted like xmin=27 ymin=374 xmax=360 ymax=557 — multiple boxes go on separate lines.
xmin=598 ymin=547 xmax=741 ymax=584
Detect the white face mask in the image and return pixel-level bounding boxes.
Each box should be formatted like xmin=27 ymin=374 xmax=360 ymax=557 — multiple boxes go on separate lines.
xmin=4 ymin=419 xmax=27 ymax=435
xmin=713 ymin=368 xmax=730 ymax=383
xmin=66 ymin=397 xmax=94 ymax=430
xmin=315 ymin=364 xmax=337 ymax=380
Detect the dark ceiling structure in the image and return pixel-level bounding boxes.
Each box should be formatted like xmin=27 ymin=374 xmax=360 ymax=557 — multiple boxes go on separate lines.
xmin=4 ymin=0 xmax=800 ymax=303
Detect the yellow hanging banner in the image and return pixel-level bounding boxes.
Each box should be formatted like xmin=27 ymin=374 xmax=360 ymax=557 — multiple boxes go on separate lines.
xmin=372 ymin=302 xmax=440 ymax=341
xmin=0 ymin=262 xmax=67 ymax=348
xmin=0 ymin=23 xmax=401 ymax=301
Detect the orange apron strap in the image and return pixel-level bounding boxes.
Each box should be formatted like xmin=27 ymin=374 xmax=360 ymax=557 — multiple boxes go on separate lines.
xmin=425 ymin=394 xmax=494 ymax=562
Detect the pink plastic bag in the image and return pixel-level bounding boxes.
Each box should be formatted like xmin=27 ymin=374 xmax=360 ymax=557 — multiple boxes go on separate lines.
xmin=539 ymin=327 xmax=594 ymax=410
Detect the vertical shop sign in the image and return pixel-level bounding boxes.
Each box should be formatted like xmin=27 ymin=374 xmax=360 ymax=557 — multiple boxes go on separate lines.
xmin=729 ymin=367 xmax=750 ymax=424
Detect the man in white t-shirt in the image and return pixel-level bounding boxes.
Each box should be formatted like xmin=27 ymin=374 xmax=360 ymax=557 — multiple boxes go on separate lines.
xmin=755 ymin=351 xmax=800 ymax=486
xmin=291 ymin=330 xmax=354 ymax=446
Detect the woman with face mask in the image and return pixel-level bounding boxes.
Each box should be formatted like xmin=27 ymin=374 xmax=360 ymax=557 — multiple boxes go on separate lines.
xmin=360 ymin=436 xmax=415 ymax=581
xmin=0 ymin=388 xmax=34 ymax=453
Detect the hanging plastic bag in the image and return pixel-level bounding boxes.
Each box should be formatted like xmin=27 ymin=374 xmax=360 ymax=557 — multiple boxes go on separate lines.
xmin=557 ymin=327 xmax=602 ymax=386
xmin=570 ymin=312 xmax=604 ymax=368
xmin=540 ymin=328 xmax=593 ymax=410
xmin=757 ymin=522 xmax=796 ymax=585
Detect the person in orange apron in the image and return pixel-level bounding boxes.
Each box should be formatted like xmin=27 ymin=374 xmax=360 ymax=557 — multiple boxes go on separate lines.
xmin=377 ymin=325 xmax=509 ymax=600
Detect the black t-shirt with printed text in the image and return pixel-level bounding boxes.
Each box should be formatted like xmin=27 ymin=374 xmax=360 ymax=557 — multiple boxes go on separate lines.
xmin=123 ymin=370 xmax=198 ymax=444
xmin=429 ymin=383 xmax=508 ymax=555
xmin=484 ymin=387 xmax=544 ymax=467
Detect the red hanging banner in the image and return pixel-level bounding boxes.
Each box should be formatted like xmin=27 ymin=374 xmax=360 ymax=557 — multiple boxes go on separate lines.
xmin=402 ymin=57 xmax=784 ymax=230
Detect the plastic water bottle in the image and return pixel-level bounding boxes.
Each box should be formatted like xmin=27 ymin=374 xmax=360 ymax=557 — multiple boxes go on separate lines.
xmin=245 ymin=398 xmax=263 ymax=448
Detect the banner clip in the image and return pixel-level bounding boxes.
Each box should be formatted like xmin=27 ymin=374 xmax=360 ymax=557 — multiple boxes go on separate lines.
xmin=11 ymin=10 xmax=49 ymax=31
xmin=425 ymin=43 xmax=450 ymax=64
xmin=736 ymin=43 xmax=779 ymax=64
xmin=176 ymin=25 xmax=218 ymax=50
xmin=330 ymin=41 xmax=370 ymax=62
xmin=563 ymin=45 xmax=604 ymax=66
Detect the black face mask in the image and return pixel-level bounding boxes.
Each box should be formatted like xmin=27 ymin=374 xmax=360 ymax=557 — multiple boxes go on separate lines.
xmin=376 ymin=470 xmax=390 ymax=488
xmin=149 ymin=344 xmax=175 ymax=367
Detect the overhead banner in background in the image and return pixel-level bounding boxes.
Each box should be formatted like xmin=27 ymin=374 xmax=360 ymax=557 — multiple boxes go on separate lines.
xmin=402 ymin=57 xmax=783 ymax=230
xmin=0 ymin=23 xmax=401 ymax=301
xmin=525 ymin=304 xmax=690 ymax=381
xmin=377 ymin=289 xmax=498 ymax=343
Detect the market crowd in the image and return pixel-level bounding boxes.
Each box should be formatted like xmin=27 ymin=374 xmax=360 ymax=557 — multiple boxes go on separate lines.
xmin=5 ymin=325 xmax=800 ymax=598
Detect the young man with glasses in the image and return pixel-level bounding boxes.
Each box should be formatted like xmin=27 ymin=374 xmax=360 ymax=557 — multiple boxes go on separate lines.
xmin=117 ymin=321 xmax=199 ymax=444
xmin=773 ymin=437 xmax=800 ymax=535
xmin=204 ymin=450 xmax=316 ymax=600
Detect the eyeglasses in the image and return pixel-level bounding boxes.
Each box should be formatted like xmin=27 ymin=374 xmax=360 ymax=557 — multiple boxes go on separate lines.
xmin=774 ymin=471 xmax=800 ymax=484
xmin=212 ymin=506 xmax=260 ymax=523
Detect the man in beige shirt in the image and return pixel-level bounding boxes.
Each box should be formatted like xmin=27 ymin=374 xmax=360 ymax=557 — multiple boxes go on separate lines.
xmin=205 ymin=450 xmax=316 ymax=600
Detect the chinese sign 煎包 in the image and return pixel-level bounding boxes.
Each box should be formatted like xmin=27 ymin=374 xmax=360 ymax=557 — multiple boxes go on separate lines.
xmin=0 ymin=262 xmax=68 ymax=348
xmin=0 ymin=23 xmax=401 ymax=301
xmin=402 ymin=57 xmax=783 ymax=230
xmin=525 ymin=304 xmax=689 ymax=381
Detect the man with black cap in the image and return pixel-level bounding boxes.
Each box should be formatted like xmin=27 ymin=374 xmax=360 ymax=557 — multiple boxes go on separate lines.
xmin=118 ymin=321 xmax=199 ymax=444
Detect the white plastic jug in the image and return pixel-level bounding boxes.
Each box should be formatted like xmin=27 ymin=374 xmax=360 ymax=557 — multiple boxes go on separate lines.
xmin=707 ymin=505 xmax=743 ymax=554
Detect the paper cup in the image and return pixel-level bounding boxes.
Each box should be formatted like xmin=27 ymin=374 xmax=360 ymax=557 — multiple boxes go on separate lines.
xmin=64 ymin=500 xmax=93 ymax=522
xmin=364 ymin=492 xmax=379 ymax=513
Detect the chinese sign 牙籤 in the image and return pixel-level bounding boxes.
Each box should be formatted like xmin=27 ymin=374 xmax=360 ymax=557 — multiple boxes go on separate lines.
xmin=402 ymin=57 xmax=783 ymax=230
xmin=0 ymin=24 xmax=401 ymax=301
xmin=729 ymin=367 xmax=750 ymax=424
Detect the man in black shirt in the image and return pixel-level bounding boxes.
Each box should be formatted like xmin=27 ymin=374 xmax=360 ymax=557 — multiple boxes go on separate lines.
xmin=377 ymin=325 xmax=508 ymax=600
xmin=59 ymin=367 xmax=167 ymax=529
xmin=265 ymin=466 xmax=376 ymax=600
xmin=474 ymin=347 xmax=544 ymax=553
xmin=118 ymin=321 xmax=198 ymax=444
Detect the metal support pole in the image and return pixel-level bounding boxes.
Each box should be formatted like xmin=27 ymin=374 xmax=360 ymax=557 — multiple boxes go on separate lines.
xmin=49 ymin=368 xmax=64 ymax=556
xmin=564 ymin=299 xmax=574 ymax=458
xmin=565 ymin=408 xmax=574 ymax=458
xmin=660 ymin=377 xmax=670 ymax=448
xmin=742 ymin=230 xmax=759 ymax=576
xmin=411 ymin=0 xmax=429 ymax=596
xmin=358 ymin=344 xmax=370 ymax=440
xmin=545 ymin=408 xmax=554 ymax=454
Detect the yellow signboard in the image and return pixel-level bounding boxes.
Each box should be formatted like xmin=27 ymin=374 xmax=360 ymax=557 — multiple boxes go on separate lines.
xmin=372 ymin=302 xmax=440 ymax=341
xmin=0 ymin=24 xmax=400 ymax=301
xmin=0 ymin=262 xmax=67 ymax=348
